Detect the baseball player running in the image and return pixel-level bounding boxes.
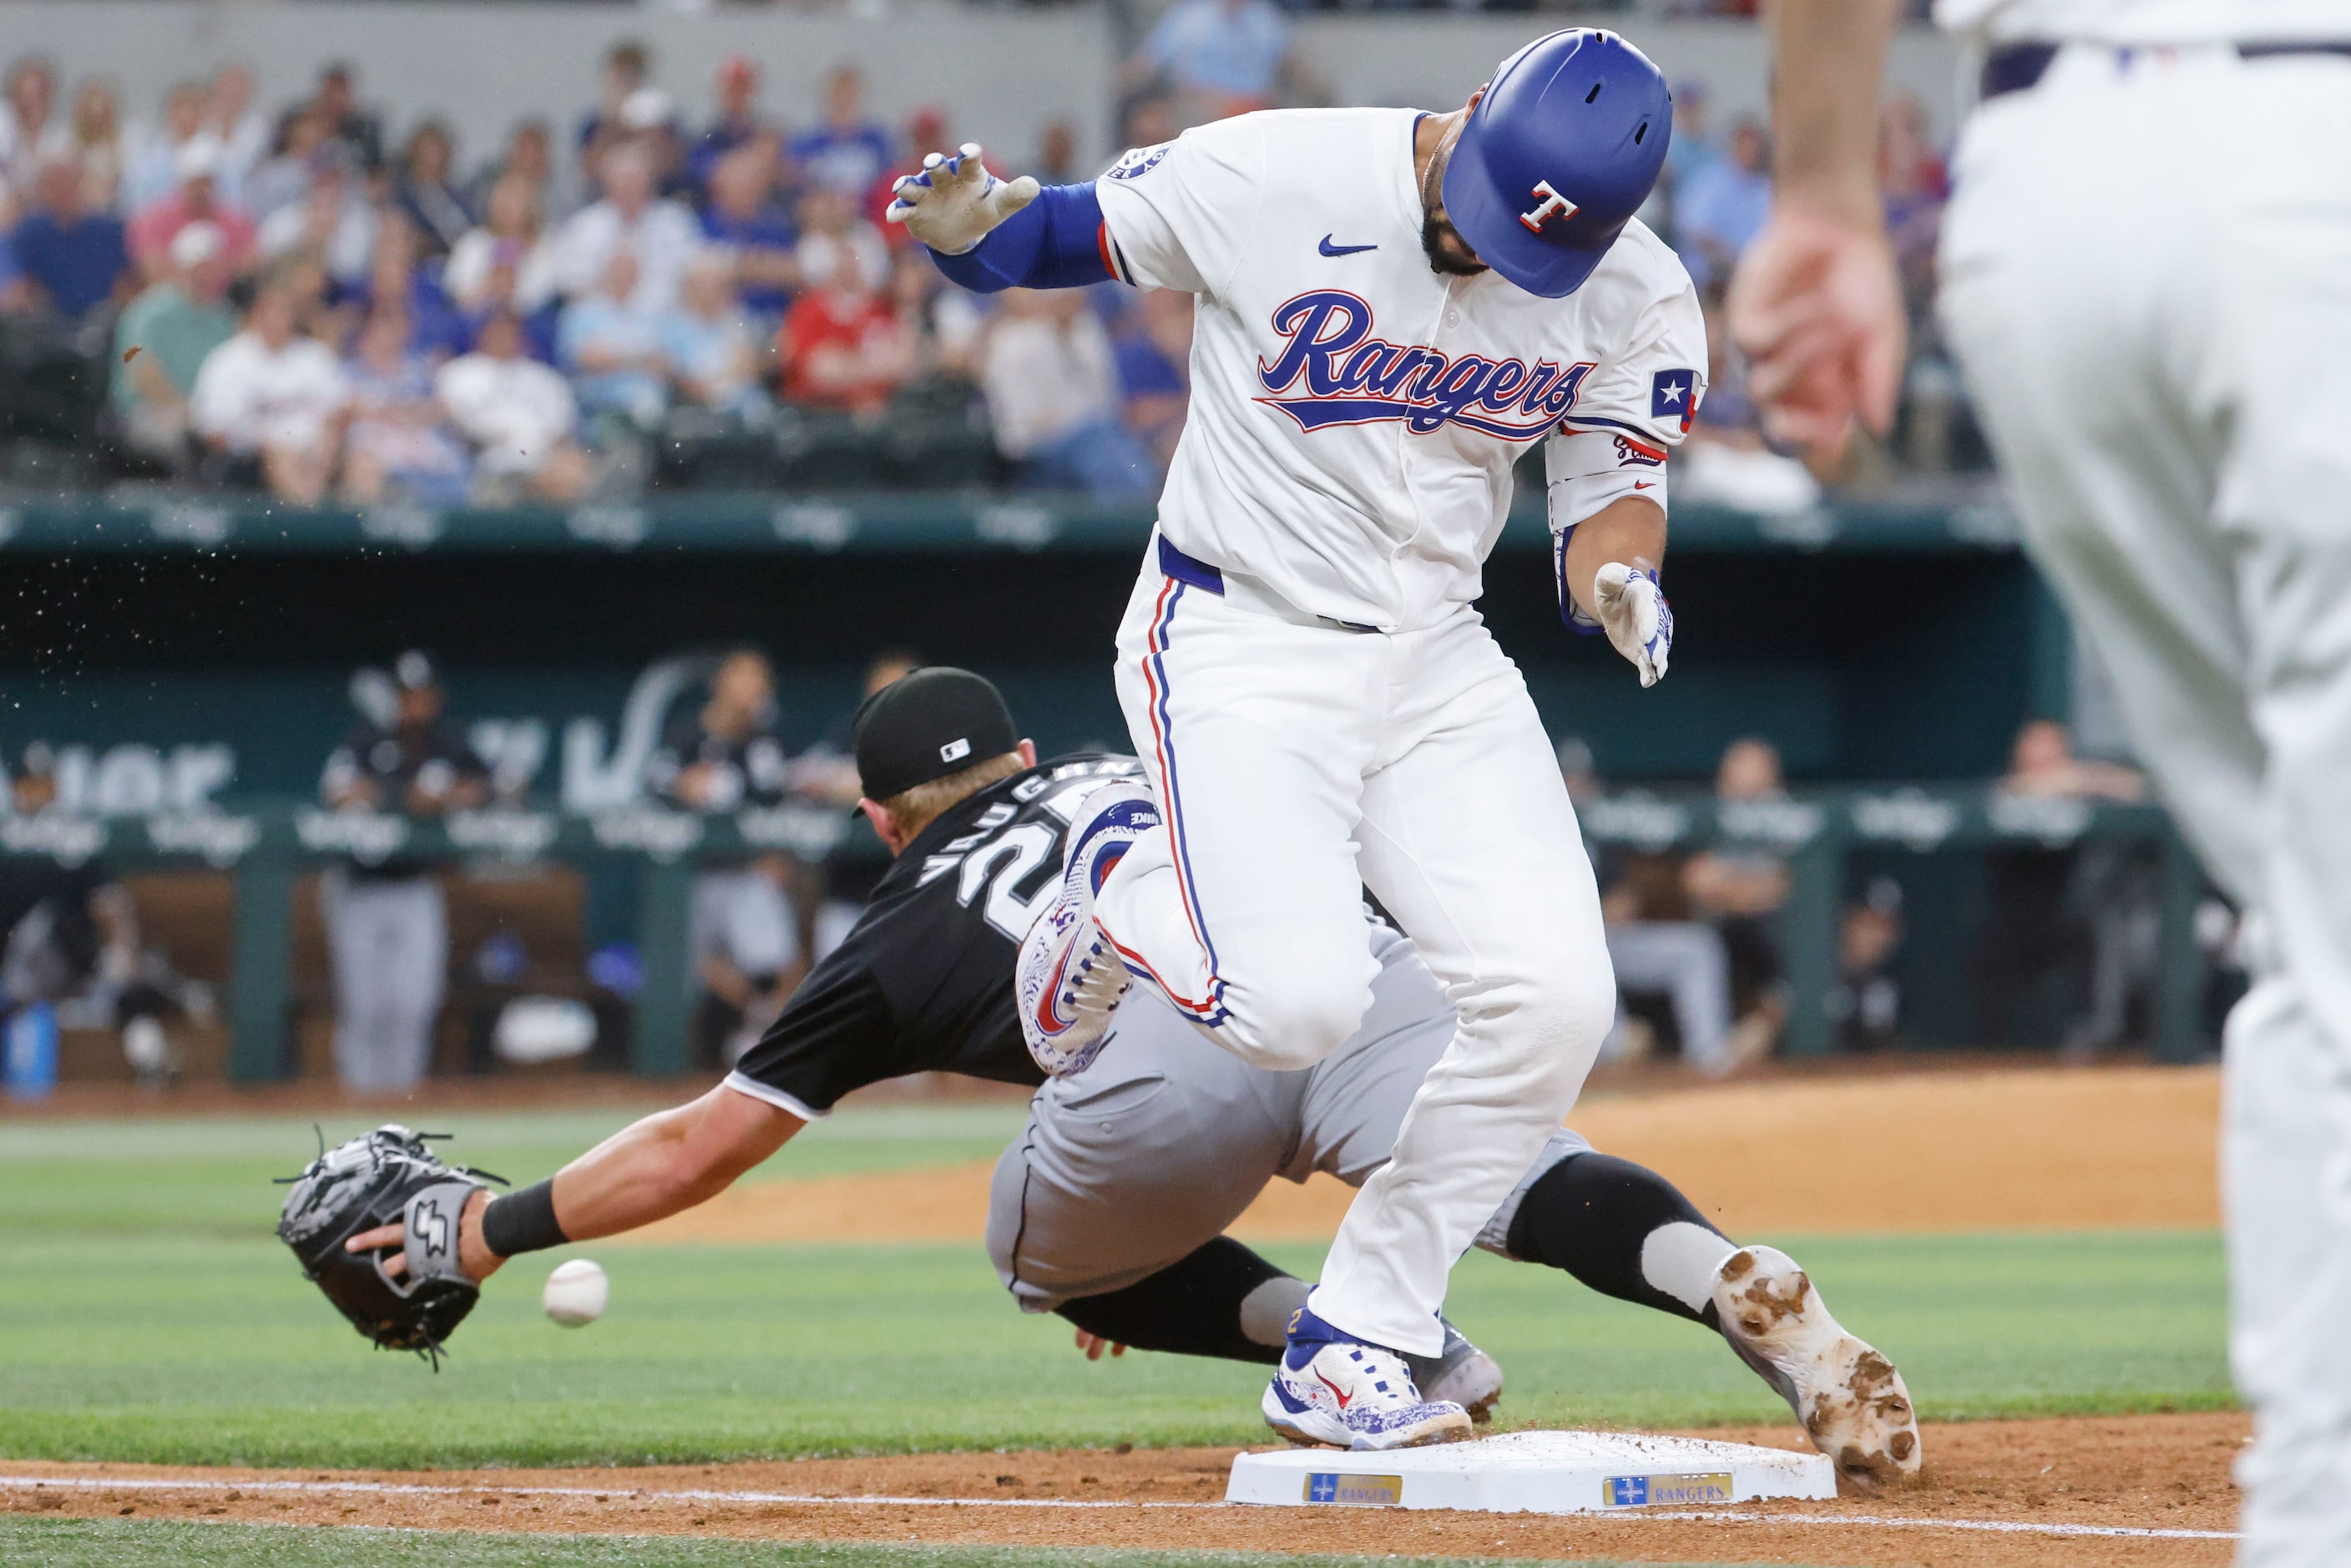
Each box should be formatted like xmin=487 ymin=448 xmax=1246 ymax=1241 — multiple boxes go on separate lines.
xmin=1728 ymin=3 xmax=2351 ymax=1557
xmin=889 ymin=30 xmax=1700 ymax=1447
xmin=330 ymin=671 xmax=1919 ymax=1480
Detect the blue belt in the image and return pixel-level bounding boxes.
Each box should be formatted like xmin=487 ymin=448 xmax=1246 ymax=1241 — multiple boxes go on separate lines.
xmin=1157 ymin=535 xmax=1224 ymax=594
xmin=1984 ymin=38 xmax=2351 ymax=99
xmin=1155 ymin=535 xmax=1378 ymax=633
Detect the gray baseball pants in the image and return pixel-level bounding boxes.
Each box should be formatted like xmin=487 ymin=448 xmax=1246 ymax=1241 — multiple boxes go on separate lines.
xmin=321 ymin=868 xmax=447 ymax=1094
xmin=988 ymin=921 xmax=1589 ymax=1313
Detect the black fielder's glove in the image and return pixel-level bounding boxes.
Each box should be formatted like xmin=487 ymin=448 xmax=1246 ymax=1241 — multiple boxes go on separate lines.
xmin=276 ymin=1124 xmax=503 ymax=1367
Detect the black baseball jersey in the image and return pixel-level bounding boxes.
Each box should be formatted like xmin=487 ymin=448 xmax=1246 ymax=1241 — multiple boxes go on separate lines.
xmin=322 ymin=718 xmax=488 ymax=800
xmin=320 ymin=718 xmax=490 ymax=880
xmin=645 ymin=713 xmax=793 ymax=812
xmin=726 ymin=751 xmax=1145 ymax=1116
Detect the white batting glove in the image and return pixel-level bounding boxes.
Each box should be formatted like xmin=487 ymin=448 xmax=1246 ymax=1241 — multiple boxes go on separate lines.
xmin=1593 ymin=562 xmax=1673 ymax=688
xmin=885 ymin=143 xmax=1040 ymax=256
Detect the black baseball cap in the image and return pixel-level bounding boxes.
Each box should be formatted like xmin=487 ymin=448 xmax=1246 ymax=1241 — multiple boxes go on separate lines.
xmin=852 ymin=666 xmax=1020 ymax=802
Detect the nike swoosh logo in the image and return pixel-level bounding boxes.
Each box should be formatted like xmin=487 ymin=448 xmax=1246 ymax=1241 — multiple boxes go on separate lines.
xmin=1317 ymin=235 xmax=1376 ymax=258
xmin=1316 ymin=1370 xmax=1352 ymax=1408
xmin=1632 ymin=481 xmax=1656 ymax=490
xmin=1034 ymin=915 xmax=1079 ymax=1034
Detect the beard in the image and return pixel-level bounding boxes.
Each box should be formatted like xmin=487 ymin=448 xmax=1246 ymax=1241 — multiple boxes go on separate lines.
xmin=1420 ymin=210 xmax=1488 ymax=278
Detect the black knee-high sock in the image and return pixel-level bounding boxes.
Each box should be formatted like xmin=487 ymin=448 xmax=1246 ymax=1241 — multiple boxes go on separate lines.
xmin=1504 ymin=1152 xmax=1728 ymax=1326
xmin=1056 ymin=1237 xmax=1304 ymax=1364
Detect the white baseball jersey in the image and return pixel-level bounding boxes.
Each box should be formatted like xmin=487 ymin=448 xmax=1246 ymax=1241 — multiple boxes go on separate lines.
xmin=1934 ymin=0 xmax=2351 ymax=42
xmin=1095 ymin=108 xmax=1706 ymax=634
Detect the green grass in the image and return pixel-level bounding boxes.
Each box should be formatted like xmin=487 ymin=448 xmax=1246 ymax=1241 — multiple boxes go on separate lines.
xmin=0 ymin=1106 xmax=1031 ymax=1239
xmin=0 ymin=1519 xmax=1828 ymax=1568
xmin=0 ymin=1106 xmax=2232 ymax=1471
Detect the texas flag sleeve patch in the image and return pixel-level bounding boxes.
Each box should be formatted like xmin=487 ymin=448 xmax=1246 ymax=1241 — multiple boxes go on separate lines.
xmin=1650 ymin=369 xmax=1697 ymax=433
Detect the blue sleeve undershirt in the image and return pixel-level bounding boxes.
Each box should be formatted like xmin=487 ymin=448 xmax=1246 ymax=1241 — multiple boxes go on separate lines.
xmin=927 ymin=181 xmax=1117 ymax=294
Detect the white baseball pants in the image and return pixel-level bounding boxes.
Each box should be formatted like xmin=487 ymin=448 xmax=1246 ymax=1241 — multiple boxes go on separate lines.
xmin=1092 ymin=549 xmax=1617 ymax=1354
xmin=1938 ymin=45 xmax=2351 ymax=1566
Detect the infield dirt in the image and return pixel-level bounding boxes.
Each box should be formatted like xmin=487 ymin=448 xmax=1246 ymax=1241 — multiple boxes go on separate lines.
xmin=3 ymin=1062 xmax=2234 ymax=1562
xmin=1 ymin=1413 xmax=2243 ymax=1565
xmin=629 ymin=1063 xmax=2222 ymax=1246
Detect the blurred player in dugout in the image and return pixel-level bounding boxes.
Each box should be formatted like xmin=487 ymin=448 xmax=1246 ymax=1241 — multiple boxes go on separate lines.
xmin=318 ymin=651 xmax=488 ymax=1093
xmin=645 ymin=648 xmax=807 ymax=1068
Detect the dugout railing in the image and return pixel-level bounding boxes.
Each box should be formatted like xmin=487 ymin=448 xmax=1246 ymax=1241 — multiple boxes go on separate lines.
xmin=0 ymin=784 xmax=2208 ymax=1085
xmin=0 ymin=490 xmax=2020 ymax=556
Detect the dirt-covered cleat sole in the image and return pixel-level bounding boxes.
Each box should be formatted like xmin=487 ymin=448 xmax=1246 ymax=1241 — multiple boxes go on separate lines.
xmin=1712 ymin=1245 xmax=1922 ymax=1488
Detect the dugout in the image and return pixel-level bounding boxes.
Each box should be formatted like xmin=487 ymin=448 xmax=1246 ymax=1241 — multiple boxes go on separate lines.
xmin=0 ymin=493 xmax=2216 ymax=1085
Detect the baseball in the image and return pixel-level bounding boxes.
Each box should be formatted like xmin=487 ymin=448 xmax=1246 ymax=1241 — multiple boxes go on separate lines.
xmin=542 ymin=1258 xmax=608 ymax=1328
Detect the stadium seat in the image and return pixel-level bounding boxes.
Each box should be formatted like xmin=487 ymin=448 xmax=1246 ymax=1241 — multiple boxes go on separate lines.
xmin=655 ymin=407 xmax=782 ymax=491
xmin=772 ymin=409 xmax=888 ymax=492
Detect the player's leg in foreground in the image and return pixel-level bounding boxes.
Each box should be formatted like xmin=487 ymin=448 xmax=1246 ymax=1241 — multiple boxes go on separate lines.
xmin=991 ymin=981 xmax=1486 ymax=1448
xmin=1081 ymin=571 xmax=1478 ymax=1445
xmin=1492 ymin=1136 xmax=1919 ymax=1485
xmin=1035 ymin=564 xmax=1393 ymax=1082
xmin=1054 ymin=1239 xmax=1506 ymax=1421
xmin=995 ymin=933 xmax=1915 ymax=1477
xmin=1083 ymin=578 xmax=1618 ymax=1444
xmin=1286 ymin=613 xmax=1615 ymax=1399
xmin=1011 ymin=1135 xmax=1916 ymax=1478
xmin=1932 ymin=53 xmax=2351 ymax=1562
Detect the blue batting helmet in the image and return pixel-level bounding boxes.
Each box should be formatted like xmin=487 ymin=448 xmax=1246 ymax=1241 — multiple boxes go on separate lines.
xmin=1440 ymin=29 xmax=1672 ymax=299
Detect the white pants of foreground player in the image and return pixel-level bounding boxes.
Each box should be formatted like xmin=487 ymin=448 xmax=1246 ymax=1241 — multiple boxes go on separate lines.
xmin=321 ymin=869 xmax=447 ymax=1094
xmin=1093 ymin=549 xmax=1616 ymax=1354
xmin=1939 ymin=45 xmax=2351 ymax=1567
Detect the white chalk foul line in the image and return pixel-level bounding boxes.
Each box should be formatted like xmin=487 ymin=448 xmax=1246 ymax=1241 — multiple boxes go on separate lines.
xmin=1648 ymin=1510 xmax=2237 ymax=1542
xmin=0 ymin=1475 xmax=1191 ymax=1512
xmin=0 ymin=1474 xmax=2240 ymax=1541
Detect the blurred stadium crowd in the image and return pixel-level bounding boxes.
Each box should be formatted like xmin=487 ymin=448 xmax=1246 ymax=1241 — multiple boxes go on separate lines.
xmin=0 ymin=15 xmax=1967 ymax=512
xmin=0 ymin=5 xmax=2063 ymax=1100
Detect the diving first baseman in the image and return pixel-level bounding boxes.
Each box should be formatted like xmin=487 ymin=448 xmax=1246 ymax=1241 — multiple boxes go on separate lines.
xmin=1727 ymin=3 xmax=2351 ymax=1558
xmin=307 ymin=670 xmax=1918 ymax=1481
xmin=891 ymin=30 xmax=1709 ymax=1449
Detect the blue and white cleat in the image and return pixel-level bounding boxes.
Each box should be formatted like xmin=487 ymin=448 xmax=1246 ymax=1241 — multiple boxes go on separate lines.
xmin=1262 ymin=1306 xmax=1473 ymax=1451
xmin=1017 ymin=781 xmax=1158 ymax=1078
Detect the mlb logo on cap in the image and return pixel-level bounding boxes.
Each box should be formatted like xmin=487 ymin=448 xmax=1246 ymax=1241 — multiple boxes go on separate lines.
xmin=852 ymin=667 xmax=1018 ymax=802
